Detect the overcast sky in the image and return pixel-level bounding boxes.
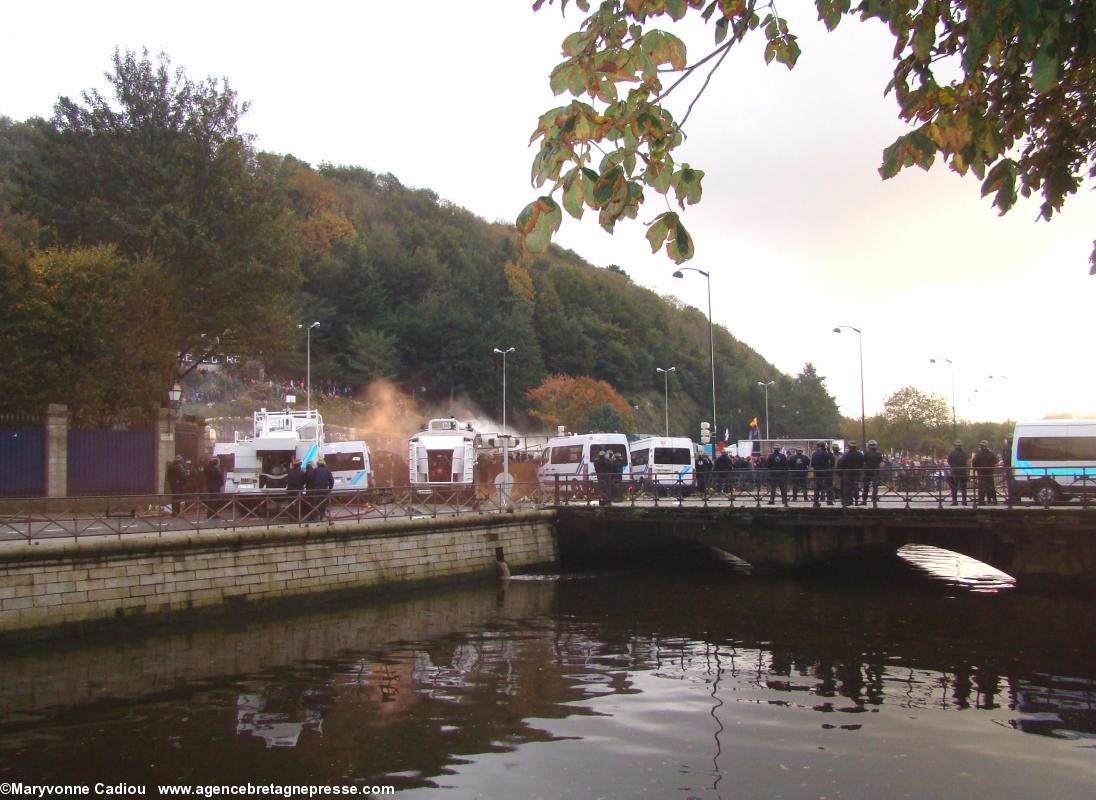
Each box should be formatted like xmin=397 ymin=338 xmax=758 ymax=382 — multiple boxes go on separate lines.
xmin=5 ymin=1 xmax=1093 ymax=425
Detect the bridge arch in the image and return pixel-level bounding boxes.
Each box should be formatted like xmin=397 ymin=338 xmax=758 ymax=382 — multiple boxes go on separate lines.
xmin=554 ymin=506 xmax=1095 ymax=586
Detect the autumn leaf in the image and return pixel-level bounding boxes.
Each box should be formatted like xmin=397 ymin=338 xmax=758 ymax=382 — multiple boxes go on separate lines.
xmin=517 ymin=196 xmax=563 ymax=252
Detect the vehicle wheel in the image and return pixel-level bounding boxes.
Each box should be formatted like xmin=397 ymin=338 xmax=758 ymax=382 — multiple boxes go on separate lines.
xmin=1033 ymin=481 xmax=1060 ymax=505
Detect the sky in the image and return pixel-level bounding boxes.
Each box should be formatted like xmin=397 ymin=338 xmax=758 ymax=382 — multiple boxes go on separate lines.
xmin=4 ymin=1 xmax=1093 ymax=425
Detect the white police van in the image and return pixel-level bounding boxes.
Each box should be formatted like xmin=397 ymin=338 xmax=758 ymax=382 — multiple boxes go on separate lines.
xmin=537 ymin=432 xmax=631 ymax=489
xmin=214 ymin=408 xmax=373 ymax=494
xmin=1010 ymin=419 xmax=1096 ymax=503
xmin=630 ymin=436 xmax=696 ymax=492
xmin=408 ymin=418 xmax=480 ymax=490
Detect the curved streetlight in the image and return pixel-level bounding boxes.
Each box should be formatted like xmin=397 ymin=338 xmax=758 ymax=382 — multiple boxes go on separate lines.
xmin=929 ymin=356 xmax=957 ymax=438
xmin=297 ymin=321 xmax=320 ymax=413
xmin=757 ymin=380 xmax=775 ymax=440
xmin=493 ymin=347 xmax=515 ymax=476
xmin=656 ymin=367 xmax=677 ymax=436
xmin=833 ymin=325 xmax=866 ymax=446
xmin=672 ymin=267 xmax=716 ymax=449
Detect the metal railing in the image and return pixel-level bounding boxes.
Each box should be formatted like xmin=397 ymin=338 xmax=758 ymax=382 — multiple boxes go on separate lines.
xmin=0 ymin=482 xmax=551 ymax=544
xmin=551 ymin=465 xmax=1096 ymax=511
xmin=0 ymin=467 xmax=1091 ymax=544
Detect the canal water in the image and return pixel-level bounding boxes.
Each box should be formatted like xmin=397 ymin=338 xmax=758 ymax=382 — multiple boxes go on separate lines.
xmin=0 ymin=551 xmax=1093 ymax=797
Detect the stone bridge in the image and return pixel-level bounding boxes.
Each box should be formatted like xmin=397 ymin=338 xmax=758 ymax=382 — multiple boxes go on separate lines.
xmin=556 ymin=506 xmax=1096 ymax=586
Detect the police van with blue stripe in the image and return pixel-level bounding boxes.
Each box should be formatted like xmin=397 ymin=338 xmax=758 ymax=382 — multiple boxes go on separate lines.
xmin=1010 ymin=419 xmax=1096 ymax=504
xmin=629 ymin=436 xmax=696 ymax=493
xmin=213 ymin=408 xmax=373 ymax=495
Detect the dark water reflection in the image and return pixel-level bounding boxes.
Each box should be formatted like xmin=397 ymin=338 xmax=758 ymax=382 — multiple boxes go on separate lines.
xmin=0 ymin=561 xmax=1093 ymax=797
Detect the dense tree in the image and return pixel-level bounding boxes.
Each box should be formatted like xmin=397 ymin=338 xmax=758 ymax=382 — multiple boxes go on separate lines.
xmin=584 ymin=402 xmax=632 ymax=433
xmin=13 ymin=49 xmax=301 ymax=385
xmin=528 ymin=374 xmax=636 ymax=432
xmin=880 ymin=385 xmax=952 ymax=452
xmin=0 ymin=245 xmax=174 ymax=425
xmin=522 ymin=0 xmax=1096 ymax=271
xmin=883 ymin=386 xmax=951 ymax=429
xmin=786 ymin=363 xmax=843 ymax=436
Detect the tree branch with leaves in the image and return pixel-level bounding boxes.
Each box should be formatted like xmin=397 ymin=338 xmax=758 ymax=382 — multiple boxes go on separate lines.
xmin=520 ymin=0 xmax=1096 ymax=270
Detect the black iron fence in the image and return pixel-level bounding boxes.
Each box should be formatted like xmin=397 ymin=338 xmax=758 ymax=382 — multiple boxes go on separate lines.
xmin=0 ymin=467 xmax=1091 ymax=544
xmin=0 ymin=481 xmax=551 ymax=544
xmin=561 ymin=464 xmax=1096 ymax=510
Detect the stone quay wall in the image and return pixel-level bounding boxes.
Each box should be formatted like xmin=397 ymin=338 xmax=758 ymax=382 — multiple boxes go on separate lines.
xmin=0 ymin=511 xmax=558 ymax=640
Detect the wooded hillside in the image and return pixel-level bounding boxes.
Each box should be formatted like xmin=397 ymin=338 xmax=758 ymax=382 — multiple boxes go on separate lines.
xmin=0 ymin=52 xmax=841 ymax=437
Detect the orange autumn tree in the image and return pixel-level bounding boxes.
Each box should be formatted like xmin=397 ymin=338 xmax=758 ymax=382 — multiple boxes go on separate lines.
xmin=528 ymin=374 xmax=635 ymax=433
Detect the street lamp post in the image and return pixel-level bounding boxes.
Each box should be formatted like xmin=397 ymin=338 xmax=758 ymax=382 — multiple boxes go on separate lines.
xmin=833 ymin=325 xmax=866 ymax=446
xmin=493 ymin=347 xmax=515 ymax=476
xmin=757 ymin=380 xmax=775 ymax=439
xmin=298 ymin=321 xmax=320 ymax=413
xmin=656 ymin=367 xmax=677 ymax=436
xmin=672 ymin=268 xmax=716 ymax=448
xmin=929 ymin=356 xmax=957 ymax=438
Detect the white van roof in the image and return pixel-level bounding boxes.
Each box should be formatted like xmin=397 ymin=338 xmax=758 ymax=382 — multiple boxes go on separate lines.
xmin=546 ymin=433 xmax=629 ymax=446
xmin=1014 ymin=419 xmax=1096 ymax=428
xmin=632 ymin=436 xmax=694 ymax=448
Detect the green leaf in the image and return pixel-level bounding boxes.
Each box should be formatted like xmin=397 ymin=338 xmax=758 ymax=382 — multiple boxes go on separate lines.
xmin=550 ymin=62 xmax=575 ymax=96
xmin=979 ymin=159 xmax=1018 ymax=214
xmin=517 ymin=196 xmax=563 ymax=252
xmin=593 ymin=166 xmax=624 ymax=206
xmin=715 ymin=17 xmax=729 ymax=44
xmin=672 ymin=165 xmax=705 ymax=206
xmin=667 ymin=221 xmax=695 ymax=264
xmin=666 ymin=0 xmax=688 ymax=20
xmin=764 ymin=39 xmax=778 ymax=64
xmin=775 ymin=36 xmax=801 ymax=68
xmin=641 ymin=30 xmax=688 ymax=70
xmin=815 ymin=0 xmax=848 ymax=31
xmin=562 ymin=31 xmax=594 ymax=57
xmin=563 ymin=170 xmax=586 ymax=219
xmin=879 ymin=129 xmax=936 ymax=178
xmin=645 ymin=212 xmax=678 ymax=253
xmin=1032 ymin=45 xmax=1058 ymax=92
xmin=644 ymin=159 xmax=675 ymax=194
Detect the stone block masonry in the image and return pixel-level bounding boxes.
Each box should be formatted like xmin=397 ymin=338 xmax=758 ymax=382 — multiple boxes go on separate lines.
xmin=0 ymin=511 xmax=558 ymax=640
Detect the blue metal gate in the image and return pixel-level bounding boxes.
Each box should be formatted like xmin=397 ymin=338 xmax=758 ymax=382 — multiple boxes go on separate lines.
xmin=0 ymin=425 xmax=46 ymax=497
xmin=68 ymin=429 xmax=157 ymax=496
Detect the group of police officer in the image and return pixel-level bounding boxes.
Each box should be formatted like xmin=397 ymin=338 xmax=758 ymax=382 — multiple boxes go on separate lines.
xmin=592 ymin=437 xmax=1004 ymax=509
xmin=946 ymin=439 xmax=1003 ymax=506
xmin=165 ymin=454 xmax=336 ymax=520
xmin=760 ymin=440 xmax=885 ymax=507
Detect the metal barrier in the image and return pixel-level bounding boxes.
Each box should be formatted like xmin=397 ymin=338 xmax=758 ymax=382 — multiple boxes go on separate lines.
xmin=553 ymin=465 xmax=1096 ymax=511
xmin=0 ymin=482 xmax=551 ymax=544
xmin=0 ymin=467 xmax=1090 ymax=544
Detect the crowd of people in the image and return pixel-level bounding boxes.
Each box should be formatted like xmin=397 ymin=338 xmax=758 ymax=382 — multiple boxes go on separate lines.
xmin=165 ymin=453 xmax=337 ymax=520
xmin=683 ymin=438 xmax=1010 ymax=507
xmin=183 ymin=371 xmax=356 ymax=407
xmin=165 ymin=436 xmax=1012 ymax=514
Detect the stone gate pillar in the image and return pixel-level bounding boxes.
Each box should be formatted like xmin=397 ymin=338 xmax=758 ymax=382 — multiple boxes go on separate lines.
xmin=156 ymin=407 xmax=175 ymax=494
xmin=45 ymin=404 xmax=68 ymax=498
